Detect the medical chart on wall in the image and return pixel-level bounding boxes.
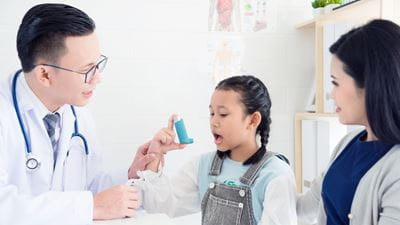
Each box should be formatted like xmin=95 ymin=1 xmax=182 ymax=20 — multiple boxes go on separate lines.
xmin=243 ymin=0 xmax=277 ymax=32
xmin=208 ymin=0 xmax=241 ymax=32
xmin=207 ymin=0 xmax=276 ymax=84
xmin=208 ymin=36 xmax=245 ymax=84
xmin=208 ymin=0 xmax=276 ymax=32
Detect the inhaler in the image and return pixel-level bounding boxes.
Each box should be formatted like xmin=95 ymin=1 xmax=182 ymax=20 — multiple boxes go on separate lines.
xmin=174 ymin=116 xmax=194 ymax=144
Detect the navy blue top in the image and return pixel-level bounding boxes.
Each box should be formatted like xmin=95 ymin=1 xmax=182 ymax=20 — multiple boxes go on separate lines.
xmin=322 ymin=130 xmax=394 ymax=225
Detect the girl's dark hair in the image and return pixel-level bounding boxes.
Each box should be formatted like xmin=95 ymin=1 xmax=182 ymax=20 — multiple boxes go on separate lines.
xmin=215 ymin=75 xmax=272 ymax=163
xmin=330 ymin=19 xmax=400 ymax=144
xmin=17 ymin=3 xmax=96 ymax=72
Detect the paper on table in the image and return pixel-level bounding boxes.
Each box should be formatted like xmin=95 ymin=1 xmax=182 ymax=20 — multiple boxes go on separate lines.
xmin=93 ymin=210 xmax=176 ymax=225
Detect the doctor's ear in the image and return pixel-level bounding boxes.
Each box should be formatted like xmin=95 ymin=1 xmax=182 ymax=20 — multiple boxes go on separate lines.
xmin=34 ymin=66 xmax=52 ymax=87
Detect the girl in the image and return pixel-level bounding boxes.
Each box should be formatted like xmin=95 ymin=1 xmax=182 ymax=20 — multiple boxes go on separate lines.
xmin=297 ymin=19 xmax=400 ymax=225
xmin=133 ymin=75 xmax=297 ymax=225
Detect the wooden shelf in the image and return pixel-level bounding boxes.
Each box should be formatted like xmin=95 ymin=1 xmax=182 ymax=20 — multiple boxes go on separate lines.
xmin=294 ymin=112 xmax=338 ymax=192
xmin=296 ymin=0 xmax=381 ymax=29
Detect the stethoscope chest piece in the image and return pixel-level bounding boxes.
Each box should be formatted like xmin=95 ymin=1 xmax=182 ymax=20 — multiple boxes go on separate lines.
xmin=26 ymin=154 xmax=40 ymax=171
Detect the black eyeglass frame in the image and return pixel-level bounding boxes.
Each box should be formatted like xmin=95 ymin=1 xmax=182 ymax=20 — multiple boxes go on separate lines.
xmin=34 ymin=55 xmax=108 ymax=83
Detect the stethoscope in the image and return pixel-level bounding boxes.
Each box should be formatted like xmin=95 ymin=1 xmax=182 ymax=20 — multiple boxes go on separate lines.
xmin=12 ymin=69 xmax=89 ymax=172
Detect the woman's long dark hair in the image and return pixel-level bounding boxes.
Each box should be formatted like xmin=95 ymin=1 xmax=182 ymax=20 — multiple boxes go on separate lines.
xmin=330 ymin=19 xmax=400 ymax=144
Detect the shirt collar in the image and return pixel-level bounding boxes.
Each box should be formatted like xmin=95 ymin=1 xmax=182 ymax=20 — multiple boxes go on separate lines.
xmin=216 ymin=146 xmax=266 ymax=165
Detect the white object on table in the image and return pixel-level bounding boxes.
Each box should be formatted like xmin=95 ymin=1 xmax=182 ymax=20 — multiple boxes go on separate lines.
xmin=93 ymin=210 xmax=176 ymax=225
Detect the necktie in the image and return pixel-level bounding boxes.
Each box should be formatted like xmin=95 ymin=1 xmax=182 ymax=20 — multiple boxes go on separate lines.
xmin=43 ymin=113 xmax=60 ymax=153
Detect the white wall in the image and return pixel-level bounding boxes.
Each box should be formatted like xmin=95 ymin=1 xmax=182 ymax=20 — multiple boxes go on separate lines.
xmin=0 ymin=0 xmax=314 ymax=224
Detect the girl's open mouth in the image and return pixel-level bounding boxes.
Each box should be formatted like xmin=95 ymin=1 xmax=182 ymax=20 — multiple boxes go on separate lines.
xmin=213 ymin=133 xmax=223 ymax=145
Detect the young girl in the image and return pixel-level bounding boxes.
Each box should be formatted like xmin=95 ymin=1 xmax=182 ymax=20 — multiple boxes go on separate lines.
xmin=134 ymin=75 xmax=297 ymax=225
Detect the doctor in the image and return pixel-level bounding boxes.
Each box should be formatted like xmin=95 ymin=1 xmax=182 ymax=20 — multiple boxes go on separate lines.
xmin=0 ymin=3 xmax=160 ymax=225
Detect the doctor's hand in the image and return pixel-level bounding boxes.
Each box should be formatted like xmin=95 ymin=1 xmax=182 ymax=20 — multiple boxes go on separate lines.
xmin=93 ymin=185 xmax=141 ymax=220
xmin=128 ymin=141 xmax=158 ymax=179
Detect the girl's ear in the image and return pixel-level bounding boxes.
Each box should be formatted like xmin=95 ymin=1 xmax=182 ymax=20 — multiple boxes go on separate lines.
xmin=249 ymin=111 xmax=262 ymax=129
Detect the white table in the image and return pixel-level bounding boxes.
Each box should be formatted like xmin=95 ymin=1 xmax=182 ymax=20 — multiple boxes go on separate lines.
xmin=93 ymin=211 xmax=176 ymax=225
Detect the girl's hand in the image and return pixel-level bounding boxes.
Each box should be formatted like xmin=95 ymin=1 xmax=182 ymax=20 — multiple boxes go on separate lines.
xmin=145 ymin=115 xmax=187 ymax=172
xmin=148 ymin=114 xmax=186 ymax=155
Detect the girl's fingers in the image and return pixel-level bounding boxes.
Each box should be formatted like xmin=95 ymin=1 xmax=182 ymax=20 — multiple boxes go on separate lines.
xmin=167 ymin=114 xmax=177 ymax=130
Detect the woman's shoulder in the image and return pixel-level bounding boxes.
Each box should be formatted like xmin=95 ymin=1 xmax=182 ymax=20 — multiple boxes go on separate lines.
xmin=379 ymin=144 xmax=400 ymax=170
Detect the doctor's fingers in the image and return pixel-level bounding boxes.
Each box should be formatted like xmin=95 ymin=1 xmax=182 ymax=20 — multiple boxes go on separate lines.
xmin=137 ymin=141 xmax=151 ymax=155
xmin=120 ymin=189 xmax=140 ymax=208
xmin=126 ymin=197 xmax=141 ymax=209
xmin=125 ymin=185 xmax=140 ymax=193
xmin=124 ymin=208 xmax=136 ymax=218
xmin=136 ymin=153 xmax=158 ymax=169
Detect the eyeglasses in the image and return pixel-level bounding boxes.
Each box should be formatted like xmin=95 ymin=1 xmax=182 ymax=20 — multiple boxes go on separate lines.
xmin=34 ymin=55 xmax=108 ymax=83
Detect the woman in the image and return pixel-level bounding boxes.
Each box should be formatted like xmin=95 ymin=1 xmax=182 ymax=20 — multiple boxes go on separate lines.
xmin=297 ymin=19 xmax=400 ymax=225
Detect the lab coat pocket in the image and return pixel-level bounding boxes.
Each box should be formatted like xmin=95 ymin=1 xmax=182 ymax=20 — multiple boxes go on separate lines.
xmin=62 ymin=137 xmax=87 ymax=191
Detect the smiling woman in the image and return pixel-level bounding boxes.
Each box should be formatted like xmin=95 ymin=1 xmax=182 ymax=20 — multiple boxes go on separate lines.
xmin=297 ymin=19 xmax=400 ymax=225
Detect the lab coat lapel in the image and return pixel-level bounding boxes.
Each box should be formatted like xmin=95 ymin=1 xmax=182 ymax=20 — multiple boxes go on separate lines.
xmin=52 ymin=107 xmax=74 ymax=190
xmin=22 ymin=108 xmax=55 ymax=192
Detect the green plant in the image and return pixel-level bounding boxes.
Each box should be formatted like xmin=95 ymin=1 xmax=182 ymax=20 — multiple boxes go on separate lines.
xmin=312 ymin=0 xmax=342 ymax=8
xmin=311 ymin=0 xmax=320 ymax=8
xmin=327 ymin=0 xmax=343 ymax=5
xmin=311 ymin=0 xmax=326 ymax=8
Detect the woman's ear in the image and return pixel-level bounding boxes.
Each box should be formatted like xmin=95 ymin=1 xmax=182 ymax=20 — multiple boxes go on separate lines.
xmin=249 ymin=111 xmax=262 ymax=129
xmin=34 ymin=66 xmax=52 ymax=87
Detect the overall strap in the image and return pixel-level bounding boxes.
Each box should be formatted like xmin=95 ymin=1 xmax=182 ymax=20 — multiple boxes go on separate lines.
xmin=239 ymin=151 xmax=276 ymax=186
xmin=208 ymin=152 xmax=225 ymax=176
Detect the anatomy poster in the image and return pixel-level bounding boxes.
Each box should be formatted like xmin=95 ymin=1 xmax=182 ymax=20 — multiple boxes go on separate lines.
xmin=208 ymin=36 xmax=245 ymax=84
xmin=208 ymin=0 xmax=276 ymax=32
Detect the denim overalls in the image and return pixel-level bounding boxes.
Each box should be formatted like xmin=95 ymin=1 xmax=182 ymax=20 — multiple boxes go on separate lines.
xmin=200 ymin=151 xmax=278 ymax=225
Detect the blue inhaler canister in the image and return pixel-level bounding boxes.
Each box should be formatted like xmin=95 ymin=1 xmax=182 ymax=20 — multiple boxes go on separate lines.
xmin=174 ymin=116 xmax=194 ymax=144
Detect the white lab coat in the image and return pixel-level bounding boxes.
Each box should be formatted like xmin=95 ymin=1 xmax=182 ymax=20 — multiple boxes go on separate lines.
xmin=0 ymin=72 xmax=128 ymax=225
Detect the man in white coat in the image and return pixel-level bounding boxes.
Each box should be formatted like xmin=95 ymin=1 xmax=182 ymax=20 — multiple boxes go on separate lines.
xmin=0 ymin=3 xmax=162 ymax=225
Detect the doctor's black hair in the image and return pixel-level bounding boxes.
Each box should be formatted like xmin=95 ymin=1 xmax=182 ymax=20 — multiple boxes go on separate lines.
xmin=330 ymin=19 xmax=400 ymax=144
xmin=17 ymin=3 xmax=95 ymax=72
xmin=215 ymin=75 xmax=272 ymax=164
